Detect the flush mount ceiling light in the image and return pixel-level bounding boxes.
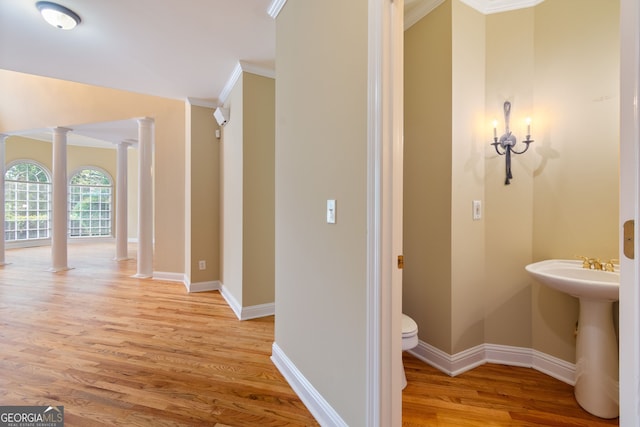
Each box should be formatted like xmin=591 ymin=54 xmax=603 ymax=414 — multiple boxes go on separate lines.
xmin=36 ymin=1 xmax=81 ymax=30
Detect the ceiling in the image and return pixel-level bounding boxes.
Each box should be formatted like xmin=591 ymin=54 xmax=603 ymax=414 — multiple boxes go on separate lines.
xmin=0 ymin=0 xmax=532 ymax=148
xmin=0 ymin=0 xmax=276 ymax=147
xmin=0 ymin=0 xmax=275 ymax=103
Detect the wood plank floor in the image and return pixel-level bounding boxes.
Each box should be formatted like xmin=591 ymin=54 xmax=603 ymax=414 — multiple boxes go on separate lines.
xmin=0 ymin=242 xmax=620 ymax=426
xmin=403 ymin=355 xmax=618 ymax=426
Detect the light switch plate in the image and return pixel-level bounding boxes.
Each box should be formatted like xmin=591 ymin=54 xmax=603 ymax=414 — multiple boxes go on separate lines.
xmin=472 ymin=200 xmax=482 ymax=220
xmin=327 ymin=199 xmax=336 ymax=224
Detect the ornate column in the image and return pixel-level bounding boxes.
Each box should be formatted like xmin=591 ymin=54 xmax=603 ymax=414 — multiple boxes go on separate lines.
xmin=50 ymin=127 xmax=71 ymax=272
xmin=134 ymin=118 xmax=154 ymax=278
xmin=114 ymin=140 xmax=132 ymax=261
xmin=0 ymin=134 xmax=7 ymax=266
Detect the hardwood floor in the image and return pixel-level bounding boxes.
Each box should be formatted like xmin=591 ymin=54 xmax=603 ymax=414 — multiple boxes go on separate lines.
xmin=0 ymin=242 xmax=620 ymax=426
xmin=403 ymin=355 xmax=618 ymax=426
xmin=0 ymin=242 xmax=316 ymax=426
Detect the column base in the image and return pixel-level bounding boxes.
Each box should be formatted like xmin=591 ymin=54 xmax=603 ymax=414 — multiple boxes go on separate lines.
xmin=48 ymin=266 xmax=74 ymax=273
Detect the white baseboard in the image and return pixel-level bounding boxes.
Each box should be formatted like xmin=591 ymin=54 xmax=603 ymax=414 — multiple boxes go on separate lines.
xmin=409 ymin=340 xmax=575 ymax=385
xmin=532 ymin=349 xmax=576 ymax=386
xmin=219 ymin=284 xmax=275 ymax=320
xmin=240 ymin=302 xmax=275 ymax=320
xmin=485 ymin=343 xmax=534 ymax=367
xmin=153 ymin=273 xmax=220 ymax=293
xmin=187 ymin=280 xmax=221 ymax=293
xmin=152 ymin=271 xmax=185 ymax=283
xmin=219 ymin=285 xmax=242 ymax=318
xmin=271 ymin=343 xmax=348 ymax=427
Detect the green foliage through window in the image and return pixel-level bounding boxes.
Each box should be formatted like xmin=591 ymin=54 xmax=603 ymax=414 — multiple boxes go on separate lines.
xmin=5 ymin=162 xmax=51 ymax=241
xmin=68 ymin=169 xmax=112 ymax=237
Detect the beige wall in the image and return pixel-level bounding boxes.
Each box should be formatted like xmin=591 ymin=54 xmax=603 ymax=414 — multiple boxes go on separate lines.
xmin=404 ymin=1 xmax=454 ymax=353
xmin=275 ymin=0 xmax=369 ymax=424
xmin=404 ymin=0 xmax=488 ymax=355
xmin=6 ymin=136 xmax=117 ymax=176
xmin=0 ymin=70 xmax=186 ymax=274
xmin=221 ymin=72 xmax=275 ymax=308
xmin=531 ymin=0 xmax=619 ymax=361
xmin=484 ymin=7 xmax=535 ymax=349
xmin=242 ymin=73 xmax=275 ymax=306
xmin=187 ymin=104 xmax=220 ymax=284
xmin=404 ymin=0 xmax=619 ymax=363
xmin=451 ymin=1 xmax=486 ymax=354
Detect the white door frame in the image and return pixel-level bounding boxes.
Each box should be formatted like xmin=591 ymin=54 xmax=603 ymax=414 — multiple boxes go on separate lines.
xmin=619 ymin=0 xmax=640 ymax=423
xmin=367 ymin=0 xmax=404 ymax=425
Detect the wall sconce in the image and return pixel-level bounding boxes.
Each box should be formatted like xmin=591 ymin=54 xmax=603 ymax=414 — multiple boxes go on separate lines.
xmin=491 ymin=101 xmax=533 ymax=185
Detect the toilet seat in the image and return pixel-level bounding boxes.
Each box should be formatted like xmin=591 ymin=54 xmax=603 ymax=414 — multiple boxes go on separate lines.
xmin=402 ymin=314 xmax=418 ymax=338
xmin=401 ymin=314 xmax=418 ymax=352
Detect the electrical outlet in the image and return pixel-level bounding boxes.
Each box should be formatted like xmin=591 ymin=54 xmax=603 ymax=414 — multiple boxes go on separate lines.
xmin=198 ymin=260 xmax=206 ymax=270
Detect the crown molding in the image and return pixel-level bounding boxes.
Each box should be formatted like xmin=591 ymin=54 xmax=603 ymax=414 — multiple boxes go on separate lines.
xmin=461 ymin=0 xmax=544 ymax=14
xmin=405 ymin=0 xmax=544 ymax=30
xmin=218 ymin=61 xmax=276 ymax=105
xmin=405 ymin=0 xmax=446 ymax=30
xmin=217 ymin=62 xmax=243 ymax=105
xmin=186 ymin=97 xmax=217 ymax=108
xmin=239 ymin=60 xmax=276 ymax=79
xmin=267 ymin=0 xmax=287 ymax=19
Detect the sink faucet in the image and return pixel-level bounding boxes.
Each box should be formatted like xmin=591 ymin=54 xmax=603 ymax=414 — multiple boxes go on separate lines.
xmin=577 ymin=256 xmax=617 ymax=271
xmin=588 ymin=258 xmax=603 ymax=270
xmin=577 ymin=256 xmax=596 ymax=269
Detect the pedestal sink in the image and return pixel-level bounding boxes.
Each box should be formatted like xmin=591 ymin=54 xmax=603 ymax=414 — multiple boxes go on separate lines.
xmin=525 ymin=259 xmax=619 ymax=419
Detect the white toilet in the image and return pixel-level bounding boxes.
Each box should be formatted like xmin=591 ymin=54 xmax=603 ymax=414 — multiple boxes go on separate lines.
xmin=401 ymin=313 xmax=419 ymax=390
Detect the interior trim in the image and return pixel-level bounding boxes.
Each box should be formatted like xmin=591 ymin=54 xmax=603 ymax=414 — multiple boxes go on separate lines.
xmin=218 ymin=284 xmax=275 ymax=320
xmin=405 ymin=0 xmax=445 ymax=30
xmin=271 ymin=343 xmax=348 ymax=426
xmin=218 ymin=61 xmax=276 ymax=105
xmin=152 ymin=271 xmax=185 ymax=283
xmin=405 ymin=0 xmax=545 ymax=31
xmin=185 ymin=280 xmax=221 ymax=293
xmin=239 ymin=302 xmax=275 ymax=320
xmin=409 ymin=340 xmax=576 ymax=386
xmin=267 ymin=0 xmax=287 ymax=19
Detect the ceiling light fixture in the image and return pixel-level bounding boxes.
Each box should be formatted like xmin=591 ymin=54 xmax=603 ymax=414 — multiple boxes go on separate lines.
xmin=36 ymin=1 xmax=81 ymax=30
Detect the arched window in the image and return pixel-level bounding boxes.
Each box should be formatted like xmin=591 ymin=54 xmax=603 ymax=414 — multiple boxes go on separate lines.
xmin=5 ymin=161 xmax=52 ymax=241
xmin=68 ymin=168 xmax=113 ymax=238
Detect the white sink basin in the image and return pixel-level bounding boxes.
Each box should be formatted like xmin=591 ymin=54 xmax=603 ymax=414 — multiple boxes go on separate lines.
xmin=525 ymin=259 xmax=619 ymax=301
xmin=525 ymin=258 xmax=619 ymax=419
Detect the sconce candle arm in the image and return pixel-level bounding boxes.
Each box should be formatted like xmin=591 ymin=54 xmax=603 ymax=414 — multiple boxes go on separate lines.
xmin=510 ymin=138 xmax=533 ymax=155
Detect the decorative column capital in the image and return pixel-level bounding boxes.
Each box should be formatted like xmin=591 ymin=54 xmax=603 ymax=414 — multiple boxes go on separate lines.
xmin=115 ymin=139 xmax=135 ymax=148
xmin=51 ymin=126 xmax=73 ymax=135
xmin=137 ymin=117 xmax=154 ymax=127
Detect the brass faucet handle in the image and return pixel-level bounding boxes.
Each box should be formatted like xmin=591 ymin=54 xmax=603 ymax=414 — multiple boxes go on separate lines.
xmin=576 ymin=256 xmax=591 ymax=269
xmin=604 ymin=259 xmax=619 ymax=272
